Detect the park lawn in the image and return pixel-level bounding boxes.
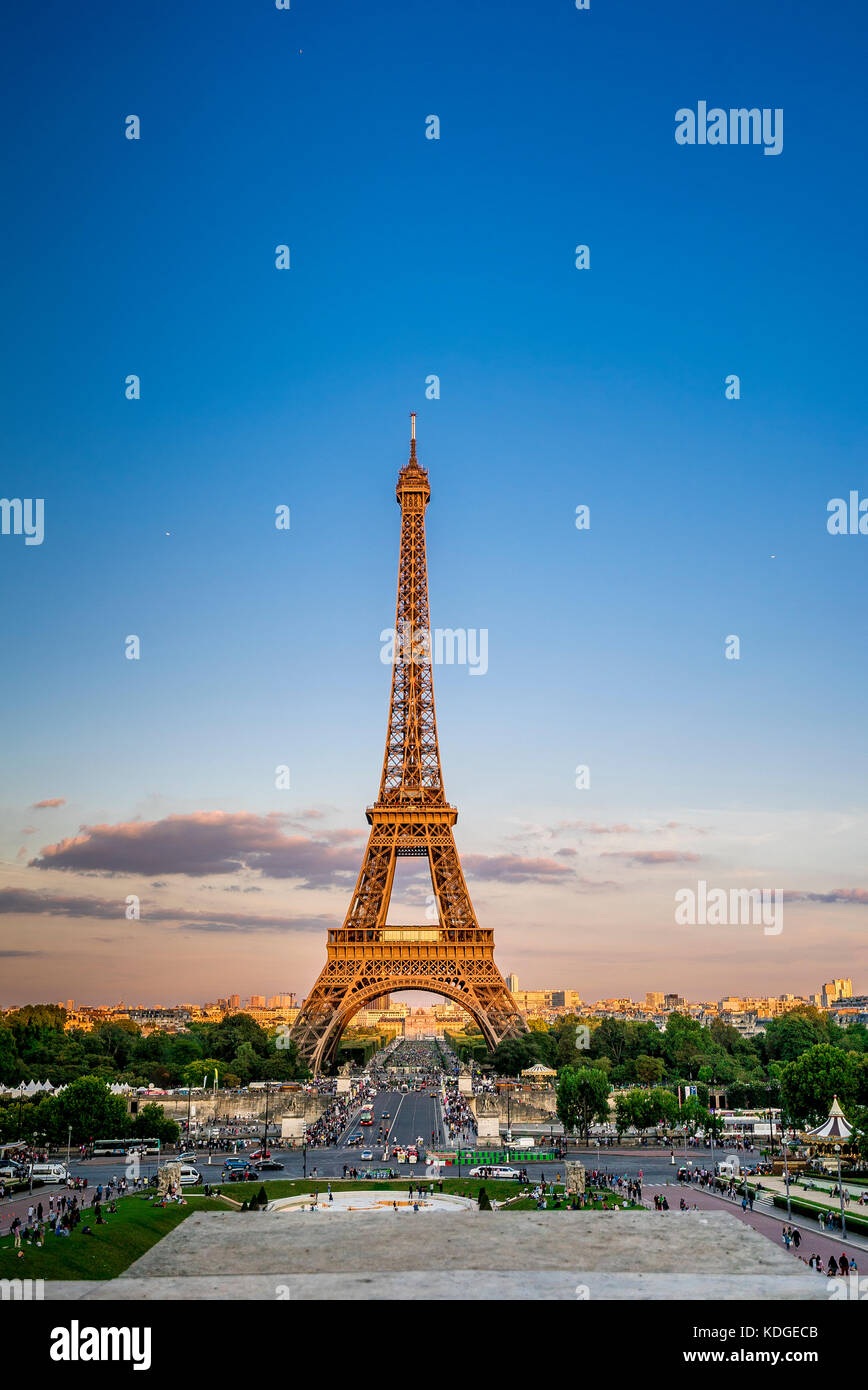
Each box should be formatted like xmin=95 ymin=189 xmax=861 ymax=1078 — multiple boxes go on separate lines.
xmin=765 ymin=1190 xmax=868 ymax=1235
xmin=504 ymin=1193 xmax=644 ymax=1212
xmin=201 ymin=1177 xmax=642 ymax=1213
xmin=0 ymin=1194 xmax=224 ymax=1282
xmin=193 ymin=1177 xmax=537 ymax=1203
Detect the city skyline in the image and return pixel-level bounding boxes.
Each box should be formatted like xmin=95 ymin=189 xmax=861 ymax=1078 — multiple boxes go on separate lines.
xmin=2 ymin=1 xmax=867 ymax=1008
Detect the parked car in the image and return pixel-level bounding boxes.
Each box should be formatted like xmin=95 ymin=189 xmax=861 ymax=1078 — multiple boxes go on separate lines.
xmin=468 ymin=1165 xmax=521 ymax=1180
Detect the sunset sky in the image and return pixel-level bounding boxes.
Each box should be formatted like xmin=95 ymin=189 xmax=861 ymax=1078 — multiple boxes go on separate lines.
xmin=1 ymin=0 xmax=866 ymax=1007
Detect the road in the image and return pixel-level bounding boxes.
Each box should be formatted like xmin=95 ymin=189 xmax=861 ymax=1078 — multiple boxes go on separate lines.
xmin=336 ymin=1087 xmax=442 ymax=1160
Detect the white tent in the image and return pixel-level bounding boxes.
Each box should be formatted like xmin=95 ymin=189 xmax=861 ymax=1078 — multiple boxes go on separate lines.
xmin=803 ymin=1095 xmax=854 ymax=1144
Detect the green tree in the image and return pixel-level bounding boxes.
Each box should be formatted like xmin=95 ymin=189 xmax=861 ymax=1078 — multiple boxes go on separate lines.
xmin=0 ymin=1027 xmax=17 ymax=1084
xmin=130 ymin=1101 xmax=179 ymax=1147
xmin=89 ymin=1020 xmax=141 ymax=1069
xmin=662 ymin=1014 xmax=706 ymax=1078
xmin=556 ymin=1066 xmax=611 ymax=1144
xmin=780 ymin=1044 xmax=858 ymax=1125
xmin=232 ymin=1042 xmax=264 ymax=1085
xmin=764 ymin=1008 xmax=834 ymax=1063
xmin=180 ymin=1058 xmax=222 ymax=1089
xmin=635 ymin=1054 xmax=665 ymax=1085
xmin=614 ymin=1089 xmax=647 ymax=1137
xmin=40 ymin=1075 xmax=129 ymax=1145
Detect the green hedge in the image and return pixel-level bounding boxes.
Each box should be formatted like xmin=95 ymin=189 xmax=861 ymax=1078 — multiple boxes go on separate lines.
xmin=770 ymin=1191 xmax=868 ymax=1235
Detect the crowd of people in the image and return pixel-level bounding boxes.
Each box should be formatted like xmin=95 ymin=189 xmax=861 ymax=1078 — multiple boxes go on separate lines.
xmin=304 ymin=1080 xmax=378 ymax=1148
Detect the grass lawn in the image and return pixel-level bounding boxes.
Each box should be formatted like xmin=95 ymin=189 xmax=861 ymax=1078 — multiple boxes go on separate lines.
xmin=504 ymin=1194 xmax=644 ymax=1212
xmin=194 ymin=1177 xmax=644 ymax=1213
xmin=0 ymin=1194 xmax=224 ymax=1282
xmin=194 ymin=1176 xmax=532 ymax=1203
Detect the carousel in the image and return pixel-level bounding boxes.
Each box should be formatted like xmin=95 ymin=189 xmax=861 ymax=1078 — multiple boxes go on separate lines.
xmin=799 ymin=1095 xmax=859 ymax=1169
xmin=519 ymin=1062 xmax=558 ymax=1086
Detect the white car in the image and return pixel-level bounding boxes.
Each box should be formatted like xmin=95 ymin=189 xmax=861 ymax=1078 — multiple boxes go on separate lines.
xmin=178 ymin=1165 xmax=201 ymax=1186
xmin=360 ymin=1149 xmax=374 ymax=1160
xmin=468 ymin=1165 xmax=521 ymax=1180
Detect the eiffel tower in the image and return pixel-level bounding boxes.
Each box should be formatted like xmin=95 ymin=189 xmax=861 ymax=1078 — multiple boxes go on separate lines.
xmin=291 ymin=416 xmax=527 ymax=1073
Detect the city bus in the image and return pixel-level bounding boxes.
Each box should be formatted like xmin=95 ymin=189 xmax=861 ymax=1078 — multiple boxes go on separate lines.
xmin=359 ymin=1106 xmax=374 ymax=1126
xmin=92 ymin=1137 xmax=162 ymax=1157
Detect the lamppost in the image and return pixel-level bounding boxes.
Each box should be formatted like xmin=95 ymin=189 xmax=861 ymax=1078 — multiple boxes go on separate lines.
xmin=262 ymin=1084 xmax=271 ymax=1160
xmin=781 ymin=1102 xmax=792 ymax=1223
xmin=66 ymin=1125 xmax=72 ymax=1171
xmin=708 ymin=1079 xmax=716 ymax=1183
xmin=834 ymin=1144 xmax=847 ymax=1239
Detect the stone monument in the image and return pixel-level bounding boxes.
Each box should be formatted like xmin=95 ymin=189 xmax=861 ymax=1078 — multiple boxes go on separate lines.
xmin=475 ymin=1093 xmax=501 ymax=1144
xmin=565 ymin=1162 xmax=586 ymax=1196
xmin=280 ymin=1091 xmax=307 ymax=1144
xmin=156 ymin=1161 xmax=181 ymax=1197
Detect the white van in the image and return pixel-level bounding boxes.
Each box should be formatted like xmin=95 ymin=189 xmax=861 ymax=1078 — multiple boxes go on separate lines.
xmin=29 ymin=1162 xmax=69 ymax=1185
xmin=179 ymin=1165 xmax=201 ymax=1186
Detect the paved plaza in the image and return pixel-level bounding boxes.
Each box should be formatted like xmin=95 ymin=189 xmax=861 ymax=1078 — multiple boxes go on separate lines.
xmin=44 ymin=1207 xmax=831 ymax=1301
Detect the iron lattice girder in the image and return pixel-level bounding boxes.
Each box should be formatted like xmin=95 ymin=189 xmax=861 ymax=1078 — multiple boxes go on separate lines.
xmin=291 ymin=430 xmax=526 ymax=1073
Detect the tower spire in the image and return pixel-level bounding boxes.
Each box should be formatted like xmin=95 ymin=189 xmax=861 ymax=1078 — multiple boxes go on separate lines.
xmin=409 ymin=410 xmax=417 ymax=460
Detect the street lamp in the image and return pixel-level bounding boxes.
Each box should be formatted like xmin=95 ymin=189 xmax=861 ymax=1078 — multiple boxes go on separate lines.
xmin=834 ymin=1144 xmax=847 ymax=1239
xmin=262 ymin=1083 xmax=271 ymax=1160
xmin=66 ymin=1125 xmax=72 ymax=1170
xmin=781 ymin=1103 xmax=792 ymax=1223
xmin=708 ymin=1079 xmax=716 ymax=1183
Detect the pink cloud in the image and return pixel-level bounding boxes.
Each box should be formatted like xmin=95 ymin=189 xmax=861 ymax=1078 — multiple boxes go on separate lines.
xmin=601 ymin=850 xmax=702 ymax=865
xmin=29 ymin=811 xmax=364 ymax=886
xmin=0 ymin=886 xmax=331 ymax=933
xmin=784 ymin=888 xmax=868 ymax=905
xmin=462 ymin=853 xmax=573 ymax=884
xmin=31 ymin=798 xmax=66 ymax=809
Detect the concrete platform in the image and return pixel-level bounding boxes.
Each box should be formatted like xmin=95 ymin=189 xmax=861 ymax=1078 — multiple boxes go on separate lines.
xmin=45 ymin=1209 xmax=831 ymax=1300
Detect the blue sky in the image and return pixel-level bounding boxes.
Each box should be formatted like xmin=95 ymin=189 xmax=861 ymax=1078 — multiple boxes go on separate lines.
xmin=1 ymin=0 xmax=866 ymax=1006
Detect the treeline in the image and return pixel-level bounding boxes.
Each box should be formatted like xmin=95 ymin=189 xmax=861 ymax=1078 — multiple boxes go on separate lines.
xmin=449 ymin=1006 xmax=868 ymax=1135
xmin=0 ymin=1076 xmax=180 ymax=1147
xmin=0 ymin=1006 xmax=306 ymax=1089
